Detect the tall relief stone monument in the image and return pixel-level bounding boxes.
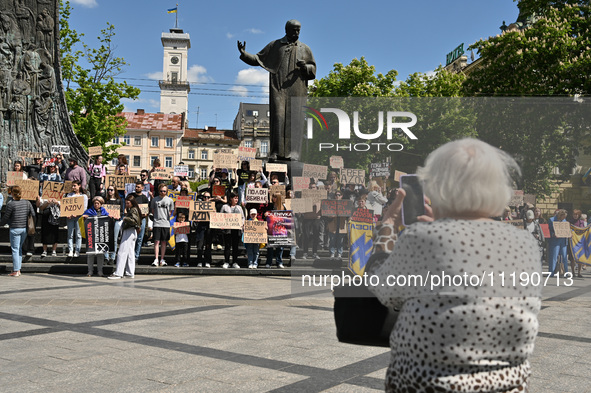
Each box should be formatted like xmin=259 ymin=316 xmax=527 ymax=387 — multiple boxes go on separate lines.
xmin=0 ymin=0 xmax=87 ymax=181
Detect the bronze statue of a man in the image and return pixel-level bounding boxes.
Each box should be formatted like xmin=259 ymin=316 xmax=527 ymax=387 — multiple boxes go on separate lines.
xmin=238 ymin=19 xmax=315 ymax=161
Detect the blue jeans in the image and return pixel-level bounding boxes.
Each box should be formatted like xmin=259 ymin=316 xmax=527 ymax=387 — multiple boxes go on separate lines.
xmin=9 ymin=227 xmax=27 ymax=271
xmin=108 ymin=219 xmax=123 ymax=260
xmin=135 ymin=218 xmax=147 ymax=259
xmin=67 ymin=218 xmax=82 ymax=253
xmin=329 ymin=233 xmax=345 ymax=255
xmin=246 ymin=243 xmax=259 ymax=266
xmin=548 ymin=238 xmax=568 ymax=276
xmin=267 ymin=247 xmax=283 ymax=266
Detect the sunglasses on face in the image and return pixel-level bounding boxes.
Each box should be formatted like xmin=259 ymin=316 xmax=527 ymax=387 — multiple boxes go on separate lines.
xmin=160 ymin=189 xmax=167 ymax=193
xmin=108 ymin=189 xmax=114 ymax=192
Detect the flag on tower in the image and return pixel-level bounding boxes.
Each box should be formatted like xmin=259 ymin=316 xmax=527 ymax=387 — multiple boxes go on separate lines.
xmin=167 ymin=6 xmax=177 ymax=13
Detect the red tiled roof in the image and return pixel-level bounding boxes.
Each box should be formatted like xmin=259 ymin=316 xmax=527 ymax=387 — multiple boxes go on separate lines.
xmin=122 ymin=112 xmax=183 ymax=131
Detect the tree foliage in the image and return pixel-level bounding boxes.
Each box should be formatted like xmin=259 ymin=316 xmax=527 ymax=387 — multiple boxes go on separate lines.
xmin=59 ymin=1 xmax=140 ymax=158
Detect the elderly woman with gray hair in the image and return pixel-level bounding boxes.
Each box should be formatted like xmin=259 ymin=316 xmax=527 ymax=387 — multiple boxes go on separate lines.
xmin=369 ymin=138 xmax=542 ymax=392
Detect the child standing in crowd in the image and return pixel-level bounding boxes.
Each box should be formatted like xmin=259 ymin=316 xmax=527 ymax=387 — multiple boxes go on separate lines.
xmin=174 ymin=212 xmax=190 ymax=267
xmin=82 ymin=197 xmax=109 ymax=276
xmin=245 ymin=208 xmax=262 ymax=269
xmin=65 ymin=180 xmax=88 ymax=258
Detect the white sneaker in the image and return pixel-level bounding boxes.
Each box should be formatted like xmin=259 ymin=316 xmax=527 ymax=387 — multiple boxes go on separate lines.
xmin=232 ymin=263 xmax=240 ymax=269
xmin=222 ymin=263 xmax=230 ymax=269
xmin=248 ymin=264 xmax=253 ymax=269
xmin=108 ymin=274 xmax=122 ymax=280
xmin=152 ymin=259 xmax=159 ymax=266
xmin=197 ymin=263 xmax=203 ymax=267
xmin=217 ymin=245 xmax=223 ymax=250
xmin=265 ymin=264 xmax=271 ymax=268
xmin=330 ymin=253 xmax=335 ymax=259
xmin=51 ymin=251 xmax=57 ymax=257
xmin=337 ymin=254 xmax=342 ymax=259
xmin=74 ymin=251 xmax=79 ymax=258
xmin=301 ymin=253 xmax=308 ymax=260
xmin=41 ymin=251 xmax=47 ymax=257
xmin=160 ymin=260 xmax=167 ymax=266
xmin=313 ymin=253 xmax=319 ymax=260
xmin=278 ymin=263 xmax=285 ymax=269
xmin=67 ymin=250 xmax=73 ymax=257
xmin=211 ymin=244 xmax=216 ymax=250
xmin=26 ymin=252 xmax=33 ymax=256
xmin=204 ymin=263 xmax=211 ymax=268
xmin=252 ymin=264 xmax=257 ymax=269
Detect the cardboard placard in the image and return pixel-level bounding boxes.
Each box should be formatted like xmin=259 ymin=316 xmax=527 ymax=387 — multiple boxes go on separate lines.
xmin=245 ymin=188 xmax=268 ymax=204
xmin=505 ymin=219 xmax=524 ymax=229
xmin=174 ymin=165 xmax=189 ymax=177
xmin=19 ymin=151 xmax=44 ymax=159
xmin=330 ymin=156 xmax=344 ymax=169
xmin=103 ymin=204 xmax=121 ymax=219
xmin=340 ymin=168 xmax=365 ymax=186
xmin=6 ymin=171 xmax=25 ymax=187
xmin=394 ymin=170 xmax=407 ymax=182
xmin=290 ymin=198 xmax=314 ymax=213
xmin=213 ymin=153 xmax=237 ymax=169
xmin=269 ymin=184 xmax=286 ymax=199
xmin=189 ymin=200 xmax=216 ymax=222
xmin=301 ymin=189 xmax=328 ymax=202
xmin=292 ymin=177 xmax=310 ymax=192
xmin=302 ymin=164 xmax=327 ymax=180
xmin=85 ymin=217 xmax=114 ymax=254
xmin=510 ymin=190 xmax=524 ymax=207
xmin=63 ymin=180 xmax=73 ymax=194
xmin=266 ymin=163 xmax=288 ymax=173
xmin=351 ymin=208 xmax=374 ymax=224
xmin=42 ymin=181 xmax=65 ymax=200
xmin=237 ymin=146 xmax=257 ymax=161
xmin=138 ymin=204 xmax=149 ymax=216
xmin=15 ymin=180 xmax=40 ymax=201
xmin=321 ymin=199 xmax=355 ymax=217
xmin=175 ymin=196 xmax=192 ymax=209
xmin=105 ymin=175 xmax=137 ymax=190
xmin=553 ymin=221 xmax=572 ymax=238
xmin=151 ymin=167 xmax=172 ymax=180
xmin=60 ymin=196 xmax=85 ymax=217
xmin=370 ymin=162 xmax=390 ymax=178
xmin=173 ymin=222 xmax=191 ymax=234
xmin=51 ymin=145 xmax=70 ymax=155
xmin=88 ymin=146 xmax=102 ymax=156
xmin=243 ymin=220 xmax=268 ymax=243
xmin=209 ymin=212 xmax=243 ymax=229
xmin=212 ymin=184 xmax=226 ymax=197
xmin=523 ymin=194 xmax=536 ymax=205
xmin=249 ymin=159 xmax=263 ymax=172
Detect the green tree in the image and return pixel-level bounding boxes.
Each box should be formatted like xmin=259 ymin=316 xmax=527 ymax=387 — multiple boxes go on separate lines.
xmin=59 ymin=1 xmax=140 ymax=158
xmin=462 ymin=0 xmax=591 ymax=195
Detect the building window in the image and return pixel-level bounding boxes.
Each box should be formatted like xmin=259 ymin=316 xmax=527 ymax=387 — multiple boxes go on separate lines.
xmin=188 ymin=166 xmax=195 ymax=178
xmin=165 ymin=137 xmax=173 ymax=148
xmin=244 ymin=140 xmax=253 ymax=148
xmin=151 ymin=137 xmax=159 ymax=147
xmin=267 ymin=111 xmax=270 ymax=117
xmin=123 ymin=135 xmax=130 ymax=146
xmin=200 ymin=168 xmax=207 ymax=179
xmin=171 ymin=72 xmax=178 ymax=83
xmin=165 ymin=156 xmax=173 ymax=168
xmin=188 ymin=149 xmax=195 ymax=159
xmin=201 ymin=150 xmax=208 ymax=160
xmin=133 ymin=156 xmax=141 ymax=167
xmin=111 ymin=158 xmax=117 ymax=166
xmin=134 ymin=136 xmax=142 ymax=146
xmin=151 ymin=156 xmax=159 ymax=166
xmin=260 ymin=141 xmax=268 ymax=155
xmin=112 ymin=136 xmax=120 ymax=144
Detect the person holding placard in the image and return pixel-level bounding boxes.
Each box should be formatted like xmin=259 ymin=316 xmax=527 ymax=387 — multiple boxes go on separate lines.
xmin=37 ymin=195 xmax=60 ymax=257
xmin=210 ymin=177 xmax=227 ymax=251
xmin=151 ymin=183 xmax=175 ymax=266
xmin=130 ymin=181 xmax=150 ymax=261
xmin=39 ymin=161 xmax=62 ymax=182
xmin=263 ymin=192 xmax=287 ymax=268
xmin=245 ymin=208 xmax=263 ymax=269
xmin=109 ymin=195 xmax=142 ymax=279
xmin=195 ymin=192 xmax=213 ymax=268
xmin=104 ymin=185 xmax=124 ymax=264
xmin=12 ymin=161 xmax=28 ymax=179
xmin=220 ymin=192 xmax=245 ymax=269
xmin=64 ymin=158 xmax=86 ymax=188
xmin=0 ymin=186 xmax=36 ymax=276
xmin=82 ymin=197 xmax=109 ymax=276
xmin=65 ymin=180 xmax=88 ymax=258
xmin=327 ymin=191 xmax=348 ymax=260
xmin=174 ymin=212 xmax=190 ymax=267
xmin=23 ymin=157 xmax=43 ymax=180
xmin=548 ymin=209 xmax=568 ymax=277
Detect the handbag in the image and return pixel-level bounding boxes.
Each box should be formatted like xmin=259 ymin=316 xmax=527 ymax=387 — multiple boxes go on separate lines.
xmin=333 ymin=252 xmax=399 ymax=347
xmin=27 ymin=213 xmax=36 ymax=235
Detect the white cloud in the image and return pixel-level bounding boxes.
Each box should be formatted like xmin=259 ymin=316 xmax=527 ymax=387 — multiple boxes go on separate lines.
xmin=226 ymin=32 xmax=235 ymax=39
xmin=423 ymin=70 xmax=436 ymax=78
xmin=121 ymin=97 xmax=159 ymax=113
xmin=235 ymin=68 xmax=268 ymax=86
xmin=229 ymin=86 xmax=248 ymax=97
xmin=145 ymin=71 xmax=162 ymax=80
xmin=246 ymin=28 xmax=263 ymax=34
xmin=71 ymin=0 xmax=98 ymax=8
xmin=187 ymin=64 xmax=213 ymax=83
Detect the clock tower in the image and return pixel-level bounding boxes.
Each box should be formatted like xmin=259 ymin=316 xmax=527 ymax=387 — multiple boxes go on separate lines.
xmin=159 ymin=28 xmax=191 ymax=116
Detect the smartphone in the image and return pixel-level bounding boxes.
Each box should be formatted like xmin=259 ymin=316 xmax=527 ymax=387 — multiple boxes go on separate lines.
xmin=399 ymin=174 xmax=425 ymax=226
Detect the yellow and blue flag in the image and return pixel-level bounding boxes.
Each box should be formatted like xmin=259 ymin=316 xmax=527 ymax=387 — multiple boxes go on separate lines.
xmin=570 ymin=224 xmax=591 ymax=266
xmin=167 ymin=7 xmax=177 ymax=13
xmin=348 ymin=220 xmax=374 ymax=276
xmin=583 ymin=168 xmax=591 ymax=186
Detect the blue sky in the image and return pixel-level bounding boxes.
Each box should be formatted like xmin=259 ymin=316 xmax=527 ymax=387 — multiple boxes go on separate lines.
xmin=67 ymin=0 xmax=520 ymax=130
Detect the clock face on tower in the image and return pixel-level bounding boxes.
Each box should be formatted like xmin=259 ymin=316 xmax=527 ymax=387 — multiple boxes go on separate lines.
xmin=171 ymin=56 xmax=179 ymax=64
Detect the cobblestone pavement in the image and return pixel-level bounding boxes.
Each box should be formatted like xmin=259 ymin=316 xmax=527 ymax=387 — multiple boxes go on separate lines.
xmin=0 ymin=273 xmax=590 ymax=392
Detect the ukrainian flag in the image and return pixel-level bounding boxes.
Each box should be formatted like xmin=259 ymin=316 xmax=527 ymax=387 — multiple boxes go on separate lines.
xmin=583 ymin=168 xmax=591 ymax=186
xmin=570 ymin=224 xmax=591 ymax=265
xmin=167 ymin=7 xmax=177 ymax=13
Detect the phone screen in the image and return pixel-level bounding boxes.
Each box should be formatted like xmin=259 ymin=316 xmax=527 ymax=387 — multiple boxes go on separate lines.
xmin=400 ymin=175 xmax=425 ymax=226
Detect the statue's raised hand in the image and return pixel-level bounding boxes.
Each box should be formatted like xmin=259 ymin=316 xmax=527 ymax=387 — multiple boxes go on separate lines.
xmin=237 ymin=41 xmax=246 ymax=54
